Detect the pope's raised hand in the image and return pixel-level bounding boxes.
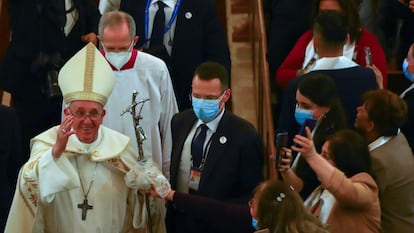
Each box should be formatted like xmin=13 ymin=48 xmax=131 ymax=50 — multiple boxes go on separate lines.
xmin=52 ymin=115 xmax=76 ymax=158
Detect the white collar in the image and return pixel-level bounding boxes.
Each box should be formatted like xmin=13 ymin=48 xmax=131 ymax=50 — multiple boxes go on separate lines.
xmin=71 ymin=127 xmax=103 ymax=152
xmin=309 ymin=56 xmax=358 ymax=72
xmin=368 ymin=135 xmax=393 ymax=151
xmin=151 ymin=0 xmax=176 ymax=8
xmin=304 ymin=186 xmax=336 ymax=224
xmin=195 ymin=108 xmax=225 ymax=133
xmin=304 ymin=39 xmax=356 ymax=69
xmin=401 ymin=83 xmax=414 ymax=98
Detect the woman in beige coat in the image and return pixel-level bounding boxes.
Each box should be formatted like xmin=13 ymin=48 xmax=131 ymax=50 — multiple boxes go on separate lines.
xmin=281 ymin=129 xmax=381 ymax=233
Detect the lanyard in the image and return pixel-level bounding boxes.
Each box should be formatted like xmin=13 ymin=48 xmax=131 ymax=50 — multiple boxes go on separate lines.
xmin=192 ymin=132 xmax=214 ymax=171
xmin=144 ymin=0 xmax=181 ymax=45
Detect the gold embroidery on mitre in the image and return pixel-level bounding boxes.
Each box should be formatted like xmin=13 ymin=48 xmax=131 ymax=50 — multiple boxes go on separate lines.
xmin=64 ymin=92 xmax=107 ymax=106
xmin=84 ymin=43 xmax=95 ymax=93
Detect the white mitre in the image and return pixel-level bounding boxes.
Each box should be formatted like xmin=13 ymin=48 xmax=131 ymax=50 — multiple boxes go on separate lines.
xmin=58 ymin=43 xmax=115 ymax=106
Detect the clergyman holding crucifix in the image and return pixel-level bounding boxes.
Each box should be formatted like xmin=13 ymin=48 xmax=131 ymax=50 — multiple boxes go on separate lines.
xmin=4 ymin=43 xmax=170 ymax=233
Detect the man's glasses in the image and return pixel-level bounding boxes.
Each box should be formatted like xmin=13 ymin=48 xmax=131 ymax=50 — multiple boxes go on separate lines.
xmin=68 ymin=108 xmax=102 ymax=121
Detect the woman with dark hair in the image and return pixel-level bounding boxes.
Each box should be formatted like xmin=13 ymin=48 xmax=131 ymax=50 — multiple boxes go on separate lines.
xmin=278 ymin=72 xmax=347 ymax=198
xmin=276 ymin=0 xmax=387 ymax=90
xmin=284 ymin=129 xmax=381 ymax=233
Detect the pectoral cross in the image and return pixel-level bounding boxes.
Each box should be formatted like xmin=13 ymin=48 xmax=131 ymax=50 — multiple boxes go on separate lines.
xmin=77 ymin=198 xmax=93 ymax=220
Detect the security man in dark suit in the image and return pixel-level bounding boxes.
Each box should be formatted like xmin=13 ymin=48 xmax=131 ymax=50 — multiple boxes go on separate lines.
xmin=166 ymin=61 xmax=263 ymax=233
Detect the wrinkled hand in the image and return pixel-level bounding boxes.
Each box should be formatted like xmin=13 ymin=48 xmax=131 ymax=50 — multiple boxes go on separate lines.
xmin=367 ymin=64 xmax=383 ymax=89
xmin=81 ymin=33 xmax=98 ymax=45
xmin=291 ymin=127 xmax=317 ymax=159
xmin=52 ymin=115 xmax=76 ymax=158
xmin=278 ymin=147 xmax=292 ymax=173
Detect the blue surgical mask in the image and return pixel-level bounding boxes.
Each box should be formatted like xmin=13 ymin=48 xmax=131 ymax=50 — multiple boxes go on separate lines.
xmin=294 ymin=105 xmax=314 ymax=125
xmin=192 ymin=97 xmax=221 ymax=122
xmin=402 ymin=59 xmax=414 ymax=82
xmin=251 ymin=217 xmax=259 ymax=230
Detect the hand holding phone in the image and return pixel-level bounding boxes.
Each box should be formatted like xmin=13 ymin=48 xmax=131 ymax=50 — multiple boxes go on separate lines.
xmin=365 ymin=46 xmax=373 ymax=66
xmin=275 ymin=132 xmax=288 ymax=169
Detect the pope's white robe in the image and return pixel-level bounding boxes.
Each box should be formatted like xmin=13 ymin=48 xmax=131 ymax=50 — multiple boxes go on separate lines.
xmin=5 ymin=126 xmax=167 ymax=233
xmin=103 ymin=50 xmax=178 ymax=178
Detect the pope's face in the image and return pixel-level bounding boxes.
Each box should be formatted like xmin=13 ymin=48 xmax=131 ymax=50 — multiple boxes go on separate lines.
xmin=65 ymin=101 xmax=105 ymax=143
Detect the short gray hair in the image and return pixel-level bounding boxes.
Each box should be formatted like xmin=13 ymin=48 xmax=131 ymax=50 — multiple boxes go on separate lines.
xmin=98 ymin=11 xmax=136 ymax=41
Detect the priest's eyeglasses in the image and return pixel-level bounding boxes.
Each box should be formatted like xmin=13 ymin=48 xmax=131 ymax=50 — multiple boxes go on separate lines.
xmin=68 ymin=108 xmax=102 ymax=121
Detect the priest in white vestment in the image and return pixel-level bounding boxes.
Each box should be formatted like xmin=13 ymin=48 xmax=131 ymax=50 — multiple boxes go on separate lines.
xmin=5 ymin=43 xmax=170 ymax=233
xmin=98 ymin=11 xmax=178 ymax=179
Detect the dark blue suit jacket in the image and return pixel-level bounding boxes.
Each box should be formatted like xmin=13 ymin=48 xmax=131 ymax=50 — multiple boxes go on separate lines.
xmin=120 ymin=0 xmax=231 ymax=110
xmin=167 ymin=109 xmax=263 ymax=233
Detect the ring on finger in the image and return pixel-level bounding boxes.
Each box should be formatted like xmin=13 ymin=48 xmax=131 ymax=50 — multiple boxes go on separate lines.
xmin=61 ymin=129 xmax=66 ymax=134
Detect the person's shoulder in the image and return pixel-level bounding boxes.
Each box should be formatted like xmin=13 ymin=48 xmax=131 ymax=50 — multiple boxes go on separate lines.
xmin=321 ymin=66 xmax=375 ymax=80
xmin=136 ymin=50 xmax=169 ymax=69
xmin=357 ymin=29 xmax=381 ymax=46
xmin=299 ymin=29 xmax=313 ymax=41
xmin=359 ymin=29 xmax=378 ymax=40
xmin=223 ymin=111 xmax=257 ymax=133
xmin=172 ymin=109 xmax=195 ymax=123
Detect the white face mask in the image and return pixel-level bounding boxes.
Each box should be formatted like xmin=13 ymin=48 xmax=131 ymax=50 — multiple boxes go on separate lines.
xmin=102 ymin=41 xmax=134 ymax=70
xmin=106 ymin=51 xmax=132 ymax=70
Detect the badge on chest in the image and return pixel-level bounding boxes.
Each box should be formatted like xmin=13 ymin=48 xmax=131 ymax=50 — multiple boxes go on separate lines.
xmin=189 ymin=168 xmax=201 ymax=191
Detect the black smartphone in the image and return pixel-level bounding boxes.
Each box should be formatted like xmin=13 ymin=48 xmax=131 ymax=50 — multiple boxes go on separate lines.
xmin=364 ymin=46 xmax=373 ymax=66
xmin=295 ymin=118 xmax=318 ymax=148
xmin=275 ymin=132 xmax=288 ymax=169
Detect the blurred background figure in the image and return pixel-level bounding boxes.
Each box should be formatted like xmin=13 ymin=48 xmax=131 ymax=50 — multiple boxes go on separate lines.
xmin=276 ymin=0 xmax=387 ymax=91
xmin=0 ymin=105 xmax=23 ymax=232
xmin=0 ymin=0 xmax=100 ymax=158
xmin=400 ymin=43 xmax=414 ymax=152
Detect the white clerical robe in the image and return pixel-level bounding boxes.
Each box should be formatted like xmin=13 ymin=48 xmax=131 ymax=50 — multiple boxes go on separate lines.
xmin=103 ymin=50 xmax=178 ymax=179
xmin=5 ymin=126 xmax=168 ymax=233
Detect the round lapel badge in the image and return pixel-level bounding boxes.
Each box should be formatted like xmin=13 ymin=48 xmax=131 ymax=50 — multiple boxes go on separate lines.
xmin=185 ymin=12 xmax=192 ymax=19
xmin=219 ymin=136 xmax=227 ymax=144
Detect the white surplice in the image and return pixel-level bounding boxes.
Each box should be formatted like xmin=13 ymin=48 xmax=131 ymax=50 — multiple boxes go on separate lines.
xmin=5 ymin=126 xmax=168 ymax=233
xmin=103 ymin=50 xmax=178 ymax=179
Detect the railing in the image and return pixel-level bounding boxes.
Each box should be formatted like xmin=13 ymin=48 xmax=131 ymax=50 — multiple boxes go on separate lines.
xmin=249 ymin=0 xmax=276 ymax=179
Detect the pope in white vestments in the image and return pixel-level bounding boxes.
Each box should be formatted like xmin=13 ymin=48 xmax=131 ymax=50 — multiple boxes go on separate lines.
xmin=5 ymin=43 xmax=170 ymax=233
